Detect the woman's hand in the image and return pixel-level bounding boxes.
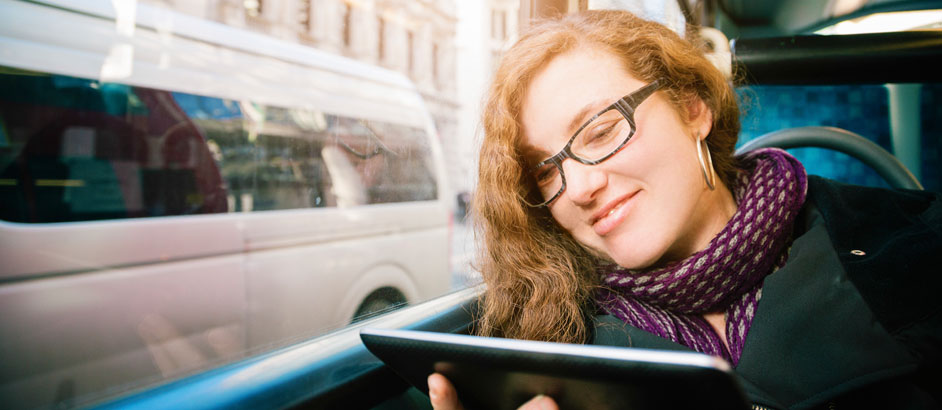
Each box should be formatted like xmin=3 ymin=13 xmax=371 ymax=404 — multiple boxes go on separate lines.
xmin=428 ymin=373 xmax=463 ymax=410
xmin=427 ymin=373 xmax=559 ymax=410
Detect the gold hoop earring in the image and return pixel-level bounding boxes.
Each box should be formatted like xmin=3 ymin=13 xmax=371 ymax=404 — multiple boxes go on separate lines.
xmin=696 ymin=133 xmax=716 ymax=190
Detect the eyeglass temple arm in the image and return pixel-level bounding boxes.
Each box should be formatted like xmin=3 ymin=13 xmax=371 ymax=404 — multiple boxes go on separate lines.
xmin=616 ymin=80 xmax=661 ymax=118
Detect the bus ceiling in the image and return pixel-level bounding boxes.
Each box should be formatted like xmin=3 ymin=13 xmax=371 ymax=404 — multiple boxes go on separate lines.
xmin=706 ymin=0 xmax=942 ymax=38
xmin=518 ymin=1 xmax=942 ymax=85
xmin=520 ymin=1 xmax=941 ymax=33
xmin=732 ymin=30 xmax=942 ymax=85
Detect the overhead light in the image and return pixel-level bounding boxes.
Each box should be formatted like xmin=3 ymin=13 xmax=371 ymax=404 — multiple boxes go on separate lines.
xmin=815 ymin=9 xmax=942 ymax=34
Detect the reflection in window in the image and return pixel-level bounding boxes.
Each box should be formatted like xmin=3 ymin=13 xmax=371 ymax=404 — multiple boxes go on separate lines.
xmin=0 ymin=69 xmax=438 ymax=223
xmin=0 ymin=69 xmax=227 ymax=223
xmin=325 ymin=116 xmax=437 ymax=206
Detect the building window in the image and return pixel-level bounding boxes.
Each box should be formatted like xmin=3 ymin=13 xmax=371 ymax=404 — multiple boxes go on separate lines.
xmin=244 ymin=0 xmax=262 ymax=18
xmin=377 ymin=16 xmax=385 ymax=61
xmin=491 ymin=9 xmax=507 ymax=40
xmin=491 ymin=9 xmax=506 ymax=40
xmin=432 ymin=42 xmax=439 ymax=86
xmin=407 ymin=30 xmax=415 ymax=75
xmin=343 ymin=3 xmax=352 ymax=48
xmin=299 ymin=0 xmax=312 ymax=32
xmin=491 ymin=10 xmax=497 ymax=38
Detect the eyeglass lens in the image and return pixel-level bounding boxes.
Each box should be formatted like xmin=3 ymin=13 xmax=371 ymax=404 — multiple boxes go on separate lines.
xmin=531 ymin=108 xmax=634 ymax=203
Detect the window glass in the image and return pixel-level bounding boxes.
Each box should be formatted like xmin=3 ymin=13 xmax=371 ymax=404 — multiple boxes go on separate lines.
xmin=0 ymin=69 xmax=439 ymax=223
xmin=0 ymin=67 xmax=447 ymax=408
xmin=327 ymin=116 xmax=437 ymax=204
xmin=0 ymin=0 xmax=467 ymax=408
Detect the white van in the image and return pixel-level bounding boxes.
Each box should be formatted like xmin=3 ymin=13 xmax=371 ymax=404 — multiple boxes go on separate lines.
xmin=0 ymin=0 xmax=451 ymax=407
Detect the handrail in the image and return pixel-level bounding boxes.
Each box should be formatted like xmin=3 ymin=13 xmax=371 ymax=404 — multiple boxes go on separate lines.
xmin=732 ymin=31 xmax=942 ymax=85
xmin=94 ymin=285 xmax=483 ymax=410
xmin=736 ymin=126 xmax=923 ymax=190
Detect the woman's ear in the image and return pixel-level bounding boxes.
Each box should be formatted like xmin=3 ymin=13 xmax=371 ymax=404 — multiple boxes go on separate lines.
xmin=687 ymin=98 xmax=713 ymax=140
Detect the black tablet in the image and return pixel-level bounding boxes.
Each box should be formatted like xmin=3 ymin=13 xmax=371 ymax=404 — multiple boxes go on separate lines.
xmin=360 ymin=328 xmax=750 ymax=410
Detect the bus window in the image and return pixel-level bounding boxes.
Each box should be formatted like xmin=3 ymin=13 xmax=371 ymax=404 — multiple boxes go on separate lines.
xmin=0 ymin=1 xmax=455 ymax=408
xmin=0 ymin=59 xmax=449 ymax=410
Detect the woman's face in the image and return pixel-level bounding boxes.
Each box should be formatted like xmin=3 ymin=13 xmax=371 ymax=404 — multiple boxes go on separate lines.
xmin=520 ymin=46 xmax=734 ymax=269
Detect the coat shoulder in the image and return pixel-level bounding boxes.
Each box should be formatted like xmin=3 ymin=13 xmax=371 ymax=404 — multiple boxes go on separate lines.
xmin=806 ymin=176 xmax=942 ymax=362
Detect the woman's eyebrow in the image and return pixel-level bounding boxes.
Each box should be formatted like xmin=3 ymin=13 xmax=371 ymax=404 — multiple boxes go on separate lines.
xmin=567 ymin=98 xmax=611 ymax=134
xmin=519 ymin=143 xmax=551 ymax=161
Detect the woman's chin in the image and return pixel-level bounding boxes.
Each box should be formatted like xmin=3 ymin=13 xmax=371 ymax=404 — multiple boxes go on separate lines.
xmin=597 ymin=234 xmax=667 ymax=270
xmin=607 ymin=251 xmax=662 ymax=270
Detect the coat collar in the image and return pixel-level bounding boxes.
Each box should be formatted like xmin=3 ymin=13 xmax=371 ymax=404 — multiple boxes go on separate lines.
xmin=735 ymin=200 xmax=917 ymax=409
xmin=805 ymin=176 xmax=942 ymax=338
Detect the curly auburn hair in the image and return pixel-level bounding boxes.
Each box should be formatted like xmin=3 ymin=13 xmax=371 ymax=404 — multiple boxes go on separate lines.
xmin=472 ymin=9 xmax=741 ymax=343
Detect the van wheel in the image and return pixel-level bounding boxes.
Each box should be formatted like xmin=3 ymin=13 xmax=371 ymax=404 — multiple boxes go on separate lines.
xmin=352 ymin=288 xmax=406 ymax=323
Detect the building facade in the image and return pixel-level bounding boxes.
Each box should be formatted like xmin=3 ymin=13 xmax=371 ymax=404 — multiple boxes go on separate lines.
xmin=453 ymin=0 xmax=519 ymax=196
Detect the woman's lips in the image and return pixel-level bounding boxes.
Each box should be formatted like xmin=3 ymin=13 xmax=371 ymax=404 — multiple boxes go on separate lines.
xmin=592 ymin=192 xmax=638 ymax=236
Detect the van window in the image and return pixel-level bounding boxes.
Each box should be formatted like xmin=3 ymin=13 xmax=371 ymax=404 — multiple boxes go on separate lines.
xmin=0 ymin=68 xmax=439 ymax=223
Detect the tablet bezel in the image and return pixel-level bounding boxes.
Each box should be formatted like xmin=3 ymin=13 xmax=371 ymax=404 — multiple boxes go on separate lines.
xmin=360 ymin=327 xmax=750 ymax=410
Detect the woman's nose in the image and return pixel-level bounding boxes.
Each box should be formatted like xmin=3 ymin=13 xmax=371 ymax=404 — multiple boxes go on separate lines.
xmin=560 ymin=159 xmax=606 ymax=205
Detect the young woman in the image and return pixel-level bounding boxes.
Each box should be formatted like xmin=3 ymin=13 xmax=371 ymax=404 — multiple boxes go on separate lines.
xmin=430 ymin=10 xmax=941 ymax=410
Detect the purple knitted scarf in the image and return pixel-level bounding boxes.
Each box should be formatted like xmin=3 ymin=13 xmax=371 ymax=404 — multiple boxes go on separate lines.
xmin=596 ymin=148 xmax=808 ymax=365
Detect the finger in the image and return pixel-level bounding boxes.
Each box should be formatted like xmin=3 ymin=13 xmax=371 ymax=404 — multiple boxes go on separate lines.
xmin=428 ymin=373 xmax=463 ymax=410
xmin=519 ymin=394 xmax=559 ymax=410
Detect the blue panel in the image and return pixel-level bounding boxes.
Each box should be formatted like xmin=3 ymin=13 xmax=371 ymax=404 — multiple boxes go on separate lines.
xmin=736 ymin=84 xmax=942 ymax=192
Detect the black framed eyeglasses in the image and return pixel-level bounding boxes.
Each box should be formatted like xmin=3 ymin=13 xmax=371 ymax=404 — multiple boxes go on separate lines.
xmin=523 ymin=80 xmax=662 ymax=207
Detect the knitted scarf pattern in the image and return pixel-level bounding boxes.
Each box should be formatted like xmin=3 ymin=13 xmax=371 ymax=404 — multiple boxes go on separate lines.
xmin=596 ymin=148 xmax=807 ymax=365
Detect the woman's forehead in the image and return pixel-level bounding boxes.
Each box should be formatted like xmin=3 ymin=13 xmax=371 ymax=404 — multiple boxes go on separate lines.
xmin=520 ymin=47 xmax=643 ymax=150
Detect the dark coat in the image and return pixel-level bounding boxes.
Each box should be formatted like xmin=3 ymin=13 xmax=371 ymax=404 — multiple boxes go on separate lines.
xmin=591 ymin=176 xmax=942 ymax=409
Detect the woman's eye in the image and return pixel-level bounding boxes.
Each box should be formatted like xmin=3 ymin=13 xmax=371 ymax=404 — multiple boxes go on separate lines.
xmin=585 ymin=123 xmax=618 ymax=144
xmin=534 ymin=164 xmax=557 ymax=183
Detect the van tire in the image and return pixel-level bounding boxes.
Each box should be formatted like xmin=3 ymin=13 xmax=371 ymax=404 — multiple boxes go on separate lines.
xmin=352 ymin=288 xmax=406 ymax=323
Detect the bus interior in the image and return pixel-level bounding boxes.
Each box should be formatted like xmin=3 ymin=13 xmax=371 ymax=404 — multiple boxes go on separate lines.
xmin=3 ymin=0 xmax=942 ymax=409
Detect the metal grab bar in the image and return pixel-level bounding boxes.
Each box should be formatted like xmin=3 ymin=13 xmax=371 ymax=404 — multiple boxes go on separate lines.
xmin=736 ymin=126 xmax=923 ymax=190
